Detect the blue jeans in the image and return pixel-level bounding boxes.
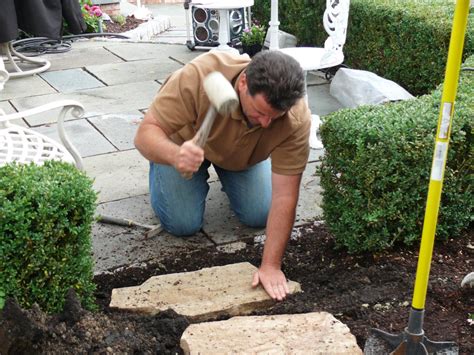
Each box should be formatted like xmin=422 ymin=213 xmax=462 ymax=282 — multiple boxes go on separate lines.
xmin=149 ymin=159 xmax=271 ymax=236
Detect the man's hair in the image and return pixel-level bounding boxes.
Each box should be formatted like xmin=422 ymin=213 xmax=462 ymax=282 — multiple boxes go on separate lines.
xmin=245 ymin=50 xmax=305 ymax=112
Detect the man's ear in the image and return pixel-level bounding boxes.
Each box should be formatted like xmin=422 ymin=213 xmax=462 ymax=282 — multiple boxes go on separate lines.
xmin=238 ymin=72 xmax=247 ymax=93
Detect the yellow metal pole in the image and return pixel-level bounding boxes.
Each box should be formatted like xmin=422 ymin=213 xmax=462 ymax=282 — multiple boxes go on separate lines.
xmin=411 ymin=0 xmax=470 ymax=310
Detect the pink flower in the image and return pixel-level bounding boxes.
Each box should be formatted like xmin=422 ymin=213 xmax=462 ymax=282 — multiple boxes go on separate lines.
xmin=84 ymin=4 xmax=90 ymax=11
xmin=93 ymin=8 xmax=103 ymax=17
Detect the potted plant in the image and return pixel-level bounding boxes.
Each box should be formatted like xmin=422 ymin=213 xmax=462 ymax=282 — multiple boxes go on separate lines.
xmin=240 ymin=23 xmax=266 ymax=57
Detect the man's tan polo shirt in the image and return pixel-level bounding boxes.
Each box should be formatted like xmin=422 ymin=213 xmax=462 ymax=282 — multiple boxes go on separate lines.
xmin=149 ymin=51 xmax=311 ymax=175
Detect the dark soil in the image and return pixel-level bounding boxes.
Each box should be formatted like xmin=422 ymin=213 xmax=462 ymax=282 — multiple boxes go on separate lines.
xmin=103 ymin=16 xmax=145 ymax=34
xmin=1 ymin=223 xmax=472 ymax=354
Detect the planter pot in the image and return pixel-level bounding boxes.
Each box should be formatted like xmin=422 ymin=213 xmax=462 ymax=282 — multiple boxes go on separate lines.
xmin=242 ymin=44 xmax=262 ymax=57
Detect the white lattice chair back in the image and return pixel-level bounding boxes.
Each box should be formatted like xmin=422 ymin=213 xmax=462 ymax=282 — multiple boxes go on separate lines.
xmin=320 ymin=0 xmax=350 ymax=67
xmin=323 ymin=0 xmax=350 ymax=52
xmin=0 ymin=101 xmax=84 ymax=170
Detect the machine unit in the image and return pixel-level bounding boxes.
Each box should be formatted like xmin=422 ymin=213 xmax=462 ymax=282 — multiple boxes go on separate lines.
xmin=190 ymin=6 xmax=246 ymax=48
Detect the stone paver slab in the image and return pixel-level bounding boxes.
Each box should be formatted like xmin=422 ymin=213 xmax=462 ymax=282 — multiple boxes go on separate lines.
xmin=85 ymin=59 xmax=181 ymax=86
xmin=34 ymin=119 xmax=116 ymax=158
xmin=169 ymin=50 xmax=206 ymax=66
xmin=92 ymin=194 xmax=212 ymax=273
xmin=180 ymin=312 xmax=362 ymax=355
xmin=83 ymin=149 xmax=149 ymax=203
xmin=40 ymin=68 xmax=105 ymax=93
xmin=296 ymin=162 xmax=323 ymax=226
xmin=0 ymin=101 xmax=26 ymax=126
xmin=42 ymin=46 xmax=124 ymax=71
xmin=204 ymin=161 xmax=323 ymax=244
xmin=203 ymin=181 xmax=264 ymax=245
xmin=309 ymin=147 xmax=324 ymax=162
xmin=307 ymin=71 xmax=329 ymax=86
xmin=88 ymin=111 xmax=143 ymax=150
xmin=109 ymin=262 xmax=301 ymax=321
xmin=307 ymin=83 xmax=344 ymax=116
xmin=96 ymin=194 xmax=158 ymax=226
xmin=11 ymin=81 xmax=160 ymax=126
xmin=104 ymin=42 xmax=197 ymax=62
xmin=92 ymin=221 xmax=211 ymax=274
xmin=0 ymin=75 xmax=56 ymax=100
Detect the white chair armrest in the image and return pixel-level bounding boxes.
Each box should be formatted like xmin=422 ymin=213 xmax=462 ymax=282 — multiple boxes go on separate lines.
xmin=0 ymin=100 xmax=85 ymax=170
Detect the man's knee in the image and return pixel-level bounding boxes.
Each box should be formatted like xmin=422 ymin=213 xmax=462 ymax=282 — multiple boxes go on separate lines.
xmin=161 ymin=216 xmax=203 ymax=236
xmin=238 ymin=207 xmax=269 ymax=228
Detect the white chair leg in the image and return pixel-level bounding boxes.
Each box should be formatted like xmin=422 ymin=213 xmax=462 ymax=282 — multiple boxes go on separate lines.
xmin=309 ymin=114 xmax=324 ymax=149
xmin=0 ymin=51 xmax=9 ymax=90
xmin=1 ymin=42 xmax=51 ymax=78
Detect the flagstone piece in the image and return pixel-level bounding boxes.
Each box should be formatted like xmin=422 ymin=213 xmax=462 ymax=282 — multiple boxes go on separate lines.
xmin=180 ymin=312 xmax=363 ymax=355
xmin=110 ymin=262 xmax=301 ymax=321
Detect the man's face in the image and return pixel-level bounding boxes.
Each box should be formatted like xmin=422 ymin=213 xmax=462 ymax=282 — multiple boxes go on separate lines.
xmin=238 ymin=74 xmax=285 ymax=128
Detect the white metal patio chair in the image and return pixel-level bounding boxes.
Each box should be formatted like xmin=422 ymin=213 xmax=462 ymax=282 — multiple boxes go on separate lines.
xmin=278 ymin=0 xmax=351 ymax=82
xmin=269 ymin=0 xmax=351 ymax=149
xmin=0 ymin=41 xmax=51 ymax=80
xmin=0 ymin=100 xmax=84 ymax=170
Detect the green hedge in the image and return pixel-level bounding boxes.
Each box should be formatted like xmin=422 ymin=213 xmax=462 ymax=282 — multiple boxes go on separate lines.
xmin=252 ymin=0 xmax=474 ymax=95
xmin=317 ymin=55 xmax=473 ymax=253
xmin=0 ymin=161 xmax=97 ymax=313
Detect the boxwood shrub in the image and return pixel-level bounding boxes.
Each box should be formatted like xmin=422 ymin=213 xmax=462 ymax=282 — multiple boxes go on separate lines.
xmin=252 ymin=0 xmax=474 ymax=95
xmin=318 ymin=55 xmax=473 ymax=253
xmin=0 ymin=161 xmax=97 ymax=313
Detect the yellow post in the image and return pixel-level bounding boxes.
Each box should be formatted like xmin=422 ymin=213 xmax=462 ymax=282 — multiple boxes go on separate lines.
xmin=411 ymin=0 xmax=470 ymax=310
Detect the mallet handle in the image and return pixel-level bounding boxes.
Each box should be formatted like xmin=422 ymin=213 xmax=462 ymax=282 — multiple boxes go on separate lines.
xmin=181 ymin=106 xmax=217 ymax=180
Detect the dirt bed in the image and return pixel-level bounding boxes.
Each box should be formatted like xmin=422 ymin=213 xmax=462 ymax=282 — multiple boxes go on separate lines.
xmin=1 ymin=223 xmax=472 ymax=354
xmin=103 ymin=16 xmax=145 ymax=34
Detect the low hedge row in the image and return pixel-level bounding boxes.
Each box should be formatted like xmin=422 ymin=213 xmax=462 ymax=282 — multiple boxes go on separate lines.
xmin=0 ymin=161 xmax=97 ymax=313
xmin=252 ymin=0 xmax=474 ymax=95
xmin=318 ymin=55 xmax=473 ymax=253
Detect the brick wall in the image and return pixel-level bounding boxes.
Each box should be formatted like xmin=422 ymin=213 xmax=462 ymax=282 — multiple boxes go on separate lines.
xmin=101 ymin=3 xmax=121 ymax=17
xmin=91 ymin=1 xmax=121 ymax=17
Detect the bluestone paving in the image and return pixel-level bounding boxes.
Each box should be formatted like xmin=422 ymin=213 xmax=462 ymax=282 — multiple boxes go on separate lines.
xmin=40 ymin=68 xmax=105 ymax=93
xmin=307 ymin=71 xmax=329 ymax=86
xmin=34 ymin=119 xmax=116 ymax=157
xmin=296 ymin=162 xmax=323 ymax=224
xmin=148 ymin=3 xmax=187 ymax=27
xmin=104 ymin=42 xmax=179 ymax=61
xmin=203 ymin=160 xmax=324 ymax=245
xmin=203 ymin=180 xmax=265 ymax=245
xmin=96 ymin=194 xmax=158 ymax=226
xmin=83 ymin=149 xmax=149 ymax=203
xmin=0 ymin=100 xmax=25 ymax=126
xmin=88 ymin=111 xmax=143 ymax=150
xmin=308 ymin=83 xmax=344 ymax=116
xmin=92 ymin=222 xmax=212 ymax=274
xmin=85 ymin=58 xmax=182 ymax=85
xmin=11 ymin=81 xmax=160 ymax=126
xmin=0 ymin=100 xmax=17 ymax=115
xmin=309 ymin=147 xmax=324 ymax=162
xmin=41 ymin=45 xmax=124 ymax=71
xmin=0 ymin=75 xmax=56 ymax=101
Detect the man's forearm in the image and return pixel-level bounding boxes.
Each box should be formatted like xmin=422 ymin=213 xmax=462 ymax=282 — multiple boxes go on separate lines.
xmin=134 ymin=109 xmax=180 ymax=166
xmin=261 ymin=196 xmax=297 ymax=268
xmin=261 ymin=173 xmax=301 ymax=269
xmin=135 ymin=124 xmax=179 ymax=166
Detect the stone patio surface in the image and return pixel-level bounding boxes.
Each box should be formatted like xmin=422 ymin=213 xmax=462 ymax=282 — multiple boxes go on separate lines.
xmin=0 ymin=4 xmax=344 ymax=275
